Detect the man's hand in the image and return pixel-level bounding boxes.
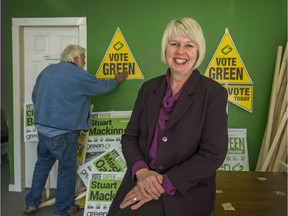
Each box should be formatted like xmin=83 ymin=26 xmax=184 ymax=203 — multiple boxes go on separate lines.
xmin=114 ymin=71 xmax=129 ymax=83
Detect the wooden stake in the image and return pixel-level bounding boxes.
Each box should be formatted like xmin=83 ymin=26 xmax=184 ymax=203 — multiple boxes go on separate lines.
xmin=38 ymin=186 xmax=86 ymax=208
xmin=273 ymin=52 xmax=287 ymax=133
xmin=276 ymin=84 xmax=287 ymax=129
xmin=38 ymin=198 xmax=55 ymax=208
xmin=280 ymin=161 xmax=288 ymax=173
xmin=276 ymin=43 xmax=287 ymax=94
xmin=260 ymin=107 xmax=287 ymax=171
xmin=45 ymin=175 xmax=50 ymax=199
xmin=272 ymin=124 xmax=287 ymax=171
xmin=75 ymin=190 xmax=87 ymax=201
xmin=268 ymin=127 xmax=286 ymax=171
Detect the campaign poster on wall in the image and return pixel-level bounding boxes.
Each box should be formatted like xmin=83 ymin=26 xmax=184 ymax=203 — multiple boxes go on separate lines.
xmin=218 ymin=128 xmax=249 ymax=171
xmin=204 ymin=29 xmax=253 ymax=112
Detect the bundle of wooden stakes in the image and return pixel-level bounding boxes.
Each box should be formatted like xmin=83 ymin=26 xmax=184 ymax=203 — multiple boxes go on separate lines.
xmin=256 ymin=43 xmax=288 ymax=172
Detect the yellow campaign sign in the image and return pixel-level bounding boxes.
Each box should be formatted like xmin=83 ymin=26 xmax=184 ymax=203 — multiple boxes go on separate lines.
xmin=96 ymin=28 xmax=144 ymax=79
xmin=224 ymin=85 xmax=253 ymax=113
xmin=204 ymin=29 xmax=252 ymax=84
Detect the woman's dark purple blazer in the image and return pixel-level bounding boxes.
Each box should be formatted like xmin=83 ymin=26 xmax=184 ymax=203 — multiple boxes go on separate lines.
xmin=108 ymin=70 xmax=228 ymax=216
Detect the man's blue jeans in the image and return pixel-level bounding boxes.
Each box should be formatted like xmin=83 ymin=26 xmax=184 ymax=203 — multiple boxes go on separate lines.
xmin=25 ymin=130 xmax=80 ymax=215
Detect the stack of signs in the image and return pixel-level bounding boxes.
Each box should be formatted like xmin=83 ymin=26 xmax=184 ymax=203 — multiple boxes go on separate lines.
xmin=23 ymin=104 xmax=132 ymax=212
xmin=78 ymin=111 xmax=131 ymax=215
xmin=78 ymin=147 xmax=127 ymax=215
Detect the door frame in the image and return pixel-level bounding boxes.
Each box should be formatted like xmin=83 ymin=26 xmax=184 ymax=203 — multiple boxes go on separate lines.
xmin=11 ymin=17 xmax=87 ymax=192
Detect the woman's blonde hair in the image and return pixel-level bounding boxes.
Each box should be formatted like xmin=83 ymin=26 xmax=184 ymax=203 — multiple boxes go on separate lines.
xmin=161 ymin=17 xmax=206 ymax=70
xmin=60 ymin=44 xmax=86 ymax=63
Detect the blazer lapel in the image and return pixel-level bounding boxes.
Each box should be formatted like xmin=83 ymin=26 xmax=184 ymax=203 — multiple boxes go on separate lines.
xmin=147 ymin=76 xmax=166 ymax=144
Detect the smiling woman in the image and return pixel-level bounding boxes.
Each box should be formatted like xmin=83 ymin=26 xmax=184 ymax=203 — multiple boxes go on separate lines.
xmin=165 ymin=35 xmax=198 ymax=87
xmin=161 ymin=18 xmax=206 ymax=71
xmin=108 ymin=17 xmax=228 ymax=216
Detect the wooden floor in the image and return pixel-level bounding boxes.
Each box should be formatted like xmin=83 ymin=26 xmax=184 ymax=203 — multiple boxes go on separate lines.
xmin=214 ymin=171 xmax=287 ymax=216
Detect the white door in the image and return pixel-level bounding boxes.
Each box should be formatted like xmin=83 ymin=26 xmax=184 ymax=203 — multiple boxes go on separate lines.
xmin=24 ymin=26 xmax=79 ymax=188
xmin=12 ymin=17 xmax=87 ymax=192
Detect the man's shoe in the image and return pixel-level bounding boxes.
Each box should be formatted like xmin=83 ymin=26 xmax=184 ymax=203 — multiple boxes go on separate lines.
xmin=67 ymin=204 xmax=79 ymax=214
xmin=23 ymin=206 xmax=37 ymax=214
xmin=54 ymin=204 xmax=79 ymax=216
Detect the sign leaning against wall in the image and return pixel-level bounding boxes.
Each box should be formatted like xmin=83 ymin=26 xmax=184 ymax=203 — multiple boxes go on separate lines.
xmin=204 ymin=28 xmax=253 ymax=113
